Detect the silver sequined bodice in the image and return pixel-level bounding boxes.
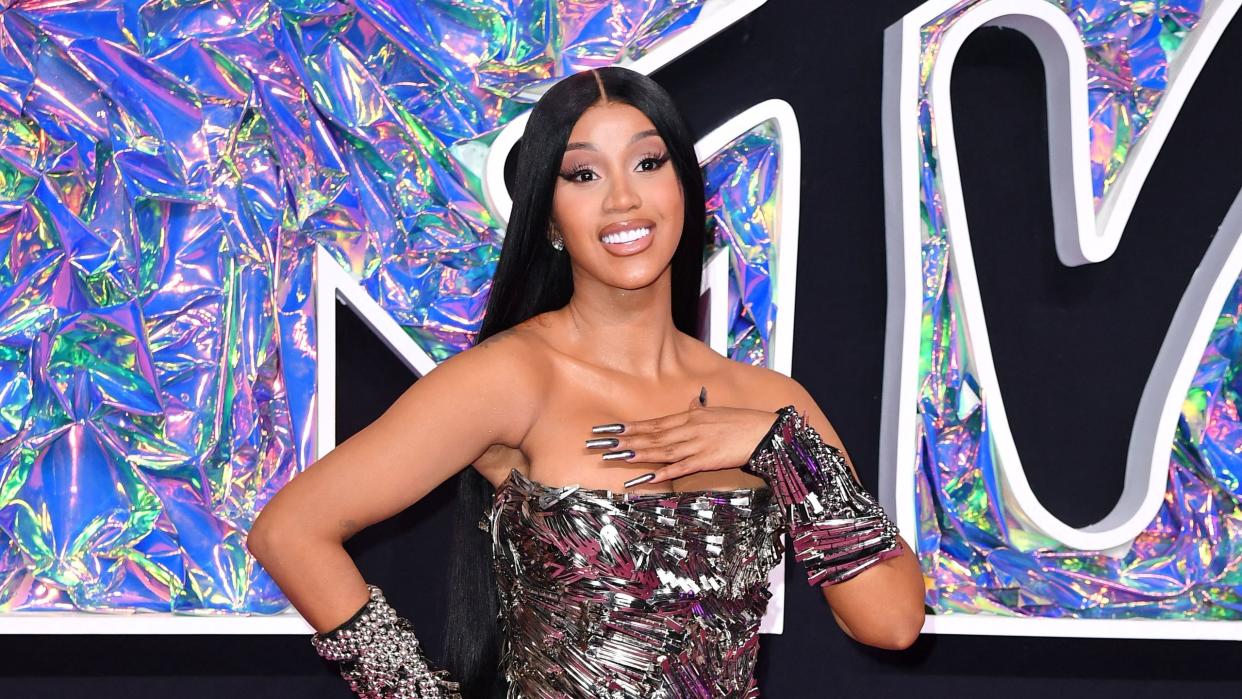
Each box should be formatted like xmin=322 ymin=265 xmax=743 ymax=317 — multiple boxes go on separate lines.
xmin=483 ymin=468 xmax=785 ymax=699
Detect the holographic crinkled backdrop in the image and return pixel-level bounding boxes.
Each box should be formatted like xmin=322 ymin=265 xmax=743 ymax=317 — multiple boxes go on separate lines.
xmin=2 ymin=0 xmax=1235 ymax=626
xmin=916 ymin=0 xmax=1242 ymax=619
xmin=0 ymin=0 xmax=790 ymax=614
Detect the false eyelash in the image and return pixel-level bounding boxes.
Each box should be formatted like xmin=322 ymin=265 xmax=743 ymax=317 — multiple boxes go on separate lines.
xmin=638 ymin=151 xmax=670 ymax=169
xmin=558 ymin=160 xmax=593 ymax=180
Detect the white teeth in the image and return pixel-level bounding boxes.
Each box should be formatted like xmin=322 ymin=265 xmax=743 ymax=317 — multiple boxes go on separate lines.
xmin=601 ymin=227 xmax=651 ymax=245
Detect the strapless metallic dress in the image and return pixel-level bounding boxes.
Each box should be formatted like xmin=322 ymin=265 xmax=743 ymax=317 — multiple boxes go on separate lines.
xmin=482 ymin=467 xmax=784 ymax=699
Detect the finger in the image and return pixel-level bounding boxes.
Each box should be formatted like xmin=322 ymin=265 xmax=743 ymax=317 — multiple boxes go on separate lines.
xmin=605 ymin=410 xmax=690 ymax=435
xmin=687 ymin=386 xmax=706 ymax=412
xmin=625 ymin=436 xmax=700 ymax=467
xmin=601 ymin=423 xmax=698 ymax=456
xmin=601 ymin=434 xmax=698 ymax=468
xmin=646 ymin=457 xmax=698 ymax=485
xmin=595 ymin=389 xmax=705 ymax=437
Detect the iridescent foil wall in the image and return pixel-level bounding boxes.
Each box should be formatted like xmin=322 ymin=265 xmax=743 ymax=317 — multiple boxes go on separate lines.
xmin=915 ymin=0 xmax=1242 ymax=619
xmin=0 ymin=1 xmax=787 ymax=615
xmin=703 ymin=120 xmax=782 ymax=369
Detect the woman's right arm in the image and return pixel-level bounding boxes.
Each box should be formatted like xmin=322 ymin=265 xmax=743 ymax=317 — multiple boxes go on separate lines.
xmin=245 ymin=328 xmax=540 ymax=632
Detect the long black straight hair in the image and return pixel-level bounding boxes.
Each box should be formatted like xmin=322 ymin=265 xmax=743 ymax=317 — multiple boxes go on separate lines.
xmin=440 ymin=66 xmax=708 ymax=697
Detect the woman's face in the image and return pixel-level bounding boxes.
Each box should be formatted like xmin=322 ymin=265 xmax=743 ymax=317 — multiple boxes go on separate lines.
xmin=550 ymin=101 xmax=685 ymax=291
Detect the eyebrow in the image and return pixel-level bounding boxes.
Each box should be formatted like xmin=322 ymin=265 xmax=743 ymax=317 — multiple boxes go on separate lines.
xmin=565 ymin=128 xmax=661 ymax=152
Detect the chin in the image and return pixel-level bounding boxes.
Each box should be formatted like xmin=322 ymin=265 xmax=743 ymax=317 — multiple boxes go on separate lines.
xmin=608 ymin=273 xmax=664 ymax=291
xmin=601 ymin=262 xmax=669 ymax=288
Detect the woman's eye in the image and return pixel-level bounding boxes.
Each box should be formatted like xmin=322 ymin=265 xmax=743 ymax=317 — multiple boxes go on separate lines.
xmin=638 ymin=153 xmax=669 ymax=172
xmin=560 ymin=168 xmax=595 ymax=183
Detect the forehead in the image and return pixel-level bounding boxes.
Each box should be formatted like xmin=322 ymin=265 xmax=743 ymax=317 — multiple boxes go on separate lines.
xmin=566 ymin=102 xmax=660 ymax=145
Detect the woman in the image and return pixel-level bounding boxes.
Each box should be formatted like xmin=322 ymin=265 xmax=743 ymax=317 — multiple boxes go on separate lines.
xmin=247 ymin=66 xmax=925 ymax=699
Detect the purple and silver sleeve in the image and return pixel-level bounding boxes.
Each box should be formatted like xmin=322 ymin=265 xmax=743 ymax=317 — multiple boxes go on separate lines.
xmin=742 ymin=404 xmax=902 ymax=587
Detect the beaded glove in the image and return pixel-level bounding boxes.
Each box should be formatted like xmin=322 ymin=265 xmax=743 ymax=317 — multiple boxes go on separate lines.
xmin=311 ymin=584 xmax=462 ymax=698
xmin=743 ymin=405 xmax=901 ymax=586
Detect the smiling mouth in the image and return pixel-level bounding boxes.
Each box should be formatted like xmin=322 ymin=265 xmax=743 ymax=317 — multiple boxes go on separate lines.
xmin=597 ymin=224 xmax=656 ymax=257
xmin=600 ymin=226 xmax=652 ymax=245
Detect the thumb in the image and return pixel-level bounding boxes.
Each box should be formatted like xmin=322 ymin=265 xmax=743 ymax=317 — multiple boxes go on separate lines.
xmin=691 ymin=385 xmax=707 ymax=409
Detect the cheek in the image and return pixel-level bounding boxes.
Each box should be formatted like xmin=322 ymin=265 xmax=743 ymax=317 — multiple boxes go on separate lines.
xmin=650 ymin=173 xmax=684 ymax=225
xmin=552 ymin=185 xmax=593 ymax=227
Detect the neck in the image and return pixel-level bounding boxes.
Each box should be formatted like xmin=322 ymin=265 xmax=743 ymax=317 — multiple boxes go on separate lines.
xmin=561 ymin=266 xmax=684 ymax=379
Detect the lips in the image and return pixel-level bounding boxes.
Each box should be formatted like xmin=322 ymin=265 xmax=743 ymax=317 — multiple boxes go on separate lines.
xmin=598 ymin=219 xmax=655 ymax=256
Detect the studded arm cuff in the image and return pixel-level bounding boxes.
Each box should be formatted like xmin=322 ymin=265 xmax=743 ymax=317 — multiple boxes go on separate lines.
xmin=311 ymin=584 xmax=462 ymax=698
xmin=742 ymin=405 xmax=902 ymax=586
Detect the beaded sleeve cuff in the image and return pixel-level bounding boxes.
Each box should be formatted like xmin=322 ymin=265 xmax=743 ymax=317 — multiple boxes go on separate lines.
xmin=310 ymin=584 xmax=462 ymax=698
xmin=743 ymin=405 xmax=902 ymax=586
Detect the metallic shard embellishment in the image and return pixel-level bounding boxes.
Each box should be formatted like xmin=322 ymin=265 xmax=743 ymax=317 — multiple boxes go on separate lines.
xmin=482 ymin=404 xmax=900 ymax=696
xmin=487 ymin=468 xmax=783 ymax=698
xmin=743 ymin=405 xmax=901 ymax=587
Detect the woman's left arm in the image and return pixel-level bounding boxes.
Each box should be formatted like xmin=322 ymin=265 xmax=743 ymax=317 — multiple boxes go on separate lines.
xmin=768 ymin=379 xmax=926 ymax=650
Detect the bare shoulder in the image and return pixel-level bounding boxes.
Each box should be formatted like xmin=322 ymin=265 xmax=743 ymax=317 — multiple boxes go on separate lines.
xmin=445 ymin=321 xmax=550 ymax=384
xmin=416 ymin=319 xmax=551 ymax=447
xmin=719 ymin=358 xmax=816 ymax=412
xmin=448 ymin=314 xmax=551 ymax=368
xmin=720 ymin=360 xmax=860 ymax=475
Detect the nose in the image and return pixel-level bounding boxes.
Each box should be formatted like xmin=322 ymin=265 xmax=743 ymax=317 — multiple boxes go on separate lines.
xmin=604 ymin=173 xmax=641 ymax=212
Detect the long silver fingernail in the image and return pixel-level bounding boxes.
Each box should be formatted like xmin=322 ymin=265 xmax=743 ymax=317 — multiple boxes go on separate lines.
xmin=592 ymin=423 xmax=625 ymax=434
xmin=623 ymin=472 xmax=655 ymax=488
xmin=601 ymin=450 xmax=635 ymax=461
xmin=585 ymin=437 xmax=619 ymax=449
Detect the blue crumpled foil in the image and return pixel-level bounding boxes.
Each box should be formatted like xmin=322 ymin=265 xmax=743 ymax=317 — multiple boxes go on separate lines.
xmin=0 ymin=0 xmax=788 ymax=615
